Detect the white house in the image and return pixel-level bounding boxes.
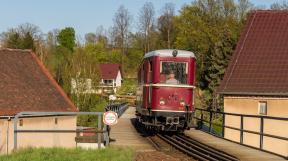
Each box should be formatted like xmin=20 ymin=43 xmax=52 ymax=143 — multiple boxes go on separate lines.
xmin=99 ymin=64 xmax=122 ymax=93
xmin=71 ymin=64 xmax=122 ymax=94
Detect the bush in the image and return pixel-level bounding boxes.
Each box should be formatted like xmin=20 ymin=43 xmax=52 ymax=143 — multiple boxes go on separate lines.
xmin=117 ymin=78 xmax=137 ymax=95
xmin=71 ymin=94 xmax=108 ymax=127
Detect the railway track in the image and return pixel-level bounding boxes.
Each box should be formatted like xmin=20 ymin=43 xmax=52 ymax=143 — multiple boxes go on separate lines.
xmin=156 ymin=134 xmax=239 ymax=161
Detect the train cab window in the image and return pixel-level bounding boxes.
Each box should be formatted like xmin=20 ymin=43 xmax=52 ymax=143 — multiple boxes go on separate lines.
xmin=160 ymin=61 xmax=187 ymax=84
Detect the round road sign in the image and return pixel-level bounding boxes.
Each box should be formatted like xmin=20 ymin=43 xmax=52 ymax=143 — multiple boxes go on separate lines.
xmin=103 ymin=111 xmax=118 ymax=126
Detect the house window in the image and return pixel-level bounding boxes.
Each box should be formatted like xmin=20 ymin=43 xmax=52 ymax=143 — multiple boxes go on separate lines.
xmin=55 ymin=118 xmax=58 ymax=125
xmin=19 ymin=119 xmax=23 ymax=126
xmin=258 ymin=101 xmax=267 ymax=115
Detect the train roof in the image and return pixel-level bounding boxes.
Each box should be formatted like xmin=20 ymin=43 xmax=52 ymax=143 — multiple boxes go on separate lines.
xmin=144 ymin=49 xmax=195 ymax=59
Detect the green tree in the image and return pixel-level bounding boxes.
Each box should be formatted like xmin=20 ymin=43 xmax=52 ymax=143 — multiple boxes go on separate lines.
xmin=113 ymin=5 xmax=132 ymax=65
xmin=57 ymin=27 xmax=76 ymax=52
xmin=138 ymin=2 xmax=155 ymax=53
xmin=5 ymin=31 xmax=22 ymax=49
xmin=158 ymin=3 xmax=176 ymax=49
xmin=85 ymin=33 xmax=97 ymax=44
xmin=0 ymin=23 xmax=41 ymax=51
xmin=22 ymin=32 xmax=35 ymax=50
xmin=175 ymin=0 xmax=249 ymax=106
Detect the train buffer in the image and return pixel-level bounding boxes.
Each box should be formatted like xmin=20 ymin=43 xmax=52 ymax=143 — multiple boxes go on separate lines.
xmin=185 ymin=129 xmax=286 ymax=161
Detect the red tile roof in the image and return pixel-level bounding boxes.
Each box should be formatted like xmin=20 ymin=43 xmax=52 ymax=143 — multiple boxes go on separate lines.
xmin=0 ymin=49 xmax=77 ymax=116
xmin=218 ymin=10 xmax=288 ymax=96
xmin=99 ymin=64 xmax=121 ymax=80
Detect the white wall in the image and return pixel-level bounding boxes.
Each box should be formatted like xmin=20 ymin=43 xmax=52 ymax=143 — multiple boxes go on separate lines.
xmin=115 ymin=70 xmax=122 ymax=87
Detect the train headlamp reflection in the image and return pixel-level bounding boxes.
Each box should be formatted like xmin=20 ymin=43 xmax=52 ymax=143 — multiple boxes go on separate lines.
xmin=160 ymin=98 xmax=165 ymax=105
xmin=180 ymin=100 xmax=185 ymax=106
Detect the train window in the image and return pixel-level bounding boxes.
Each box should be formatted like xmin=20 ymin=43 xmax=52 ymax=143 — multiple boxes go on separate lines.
xmin=149 ymin=61 xmax=153 ymax=83
xmin=160 ymin=61 xmax=187 ymax=84
xmin=141 ymin=64 xmax=144 ymax=83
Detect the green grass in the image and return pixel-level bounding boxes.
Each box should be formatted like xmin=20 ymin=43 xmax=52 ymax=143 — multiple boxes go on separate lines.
xmin=0 ymin=147 xmax=135 ymax=161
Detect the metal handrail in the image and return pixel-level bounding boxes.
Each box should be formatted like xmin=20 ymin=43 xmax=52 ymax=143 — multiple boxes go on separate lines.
xmin=194 ymin=108 xmax=288 ymax=157
xmin=13 ymin=111 xmax=106 ymax=150
xmin=106 ymin=102 xmax=129 ymax=117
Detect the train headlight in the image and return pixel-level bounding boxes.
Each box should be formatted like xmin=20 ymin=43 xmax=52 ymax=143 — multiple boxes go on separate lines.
xmin=172 ymin=50 xmax=178 ymax=57
xmin=160 ymin=98 xmax=165 ymax=105
xmin=180 ymin=100 xmax=185 ymax=106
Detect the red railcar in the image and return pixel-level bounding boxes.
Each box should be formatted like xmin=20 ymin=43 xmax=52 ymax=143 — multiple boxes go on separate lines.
xmin=136 ymin=49 xmax=196 ymax=131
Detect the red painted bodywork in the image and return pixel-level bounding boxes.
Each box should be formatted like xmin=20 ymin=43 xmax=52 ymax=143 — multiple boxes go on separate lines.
xmin=139 ymin=55 xmax=196 ymax=113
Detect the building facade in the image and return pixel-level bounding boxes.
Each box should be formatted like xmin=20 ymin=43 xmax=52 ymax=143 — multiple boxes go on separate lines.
xmin=217 ymin=11 xmax=288 ymax=157
xmin=0 ymin=49 xmax=78 ymax=154
xmin=99 ymin=64 xmax=122 ymax=93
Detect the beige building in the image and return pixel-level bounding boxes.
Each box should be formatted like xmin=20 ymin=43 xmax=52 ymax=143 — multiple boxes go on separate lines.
xmin=0 ymin=116 xmax=76 ymax=154
xmin=0 ymin=49 xmax=78 ymax=154
xmin=218 ymin=11 xmax=288 ymax=157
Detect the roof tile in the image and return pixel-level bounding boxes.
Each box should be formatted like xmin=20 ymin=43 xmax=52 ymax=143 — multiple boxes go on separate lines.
xmin=218 ymin=11 xmax=288 ymax=96
xmin=99 ymin=64 xmax=121 ymax=80
xmin=0 ymin=49 xmax=77 ymax=116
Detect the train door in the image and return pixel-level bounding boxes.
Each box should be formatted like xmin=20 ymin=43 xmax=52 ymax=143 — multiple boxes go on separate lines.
xmin=142 ymin=58 xmax=153 ymax=109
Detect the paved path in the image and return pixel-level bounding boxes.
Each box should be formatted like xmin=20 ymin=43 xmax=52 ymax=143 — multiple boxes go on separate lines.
xmin=185 ymin=129 xmax=286 ymax=161
xmin=110 ymin=106 xmax=154 ymax=151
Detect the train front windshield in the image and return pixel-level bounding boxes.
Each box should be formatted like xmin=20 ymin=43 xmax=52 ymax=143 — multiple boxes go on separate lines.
xmin=160 ymin=61 xmax=188 ymax=84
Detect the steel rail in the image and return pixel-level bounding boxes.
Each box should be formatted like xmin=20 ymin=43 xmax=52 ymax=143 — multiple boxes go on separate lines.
xmin=157 ymin=134 xmax=213 ymax=161
xmin=158 ymin=134 xmax=239 ymax=161
xmin=177 ymin=135 xmax=237 ymax=160
xmin=146 ymin=136 xmax=161 ymax=151
xmin=175 ymin=135 xmax=238 ymax=161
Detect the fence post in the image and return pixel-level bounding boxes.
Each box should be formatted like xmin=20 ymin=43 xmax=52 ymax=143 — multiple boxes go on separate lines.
xmin=200 ymin=110 xmax=203 ymax=129
xmin=222 ymin=113 xmax=225 ymax=137
xmin=240 ymin=115 xmax=244 ymax=144
xmin=260 ymin=117 xmax=264 ymax=149
xmin=209 ymin=110 xmax=213 ymax=133
xmin=13 ymin=116 xmax=19 ymax=150
xmin=104 ymin=124 xmax=109 ymax=145
xmin=98 ymin=115 xmax=102 ymax=149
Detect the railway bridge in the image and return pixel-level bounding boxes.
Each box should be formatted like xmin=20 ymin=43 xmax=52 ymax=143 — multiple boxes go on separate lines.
xmin=110 ymin=106 xmax=286 ymax=161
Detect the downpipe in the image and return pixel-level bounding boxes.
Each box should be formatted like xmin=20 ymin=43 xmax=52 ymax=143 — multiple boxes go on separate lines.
xmin=6 ymin=117 xmax=11 ymax=155
xmin=0 ymin=116 xmax=12 ymax=155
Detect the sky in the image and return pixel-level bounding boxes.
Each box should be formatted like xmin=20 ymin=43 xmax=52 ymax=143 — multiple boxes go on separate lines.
xmin=0 ymin=0 xmax=282 ymax=39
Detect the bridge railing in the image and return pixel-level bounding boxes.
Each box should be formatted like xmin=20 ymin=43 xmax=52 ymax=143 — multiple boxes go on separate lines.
xmin=13 ymin=111 xmax=108 ymax=151
xmin=194 ymin=108 xmax=288 ymax=157
xmin=105 ymin=102 xmax=129 ymax=117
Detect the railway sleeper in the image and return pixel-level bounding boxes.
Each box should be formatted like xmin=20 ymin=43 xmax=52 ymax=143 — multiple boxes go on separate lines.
xmin=157 ymin=134 xmax=210 ymax=161
xmin=159 ymin=134 xmax=218 ymax=161
xmin=174 ymin=135 xmax=238 ymax=161
xmin=177 ymin=135 xmax=239 ymax=161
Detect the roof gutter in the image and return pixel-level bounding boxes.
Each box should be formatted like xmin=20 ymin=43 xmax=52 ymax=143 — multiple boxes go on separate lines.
xmin=218 ymin=91 xmax=288 ymax=97
xmin=0 ymin=116 xmax=14 ymax=119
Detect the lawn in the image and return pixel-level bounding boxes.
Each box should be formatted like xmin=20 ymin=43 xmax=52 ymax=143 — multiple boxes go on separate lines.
xmin=0 ymin=147 xmax=135 ymax=161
